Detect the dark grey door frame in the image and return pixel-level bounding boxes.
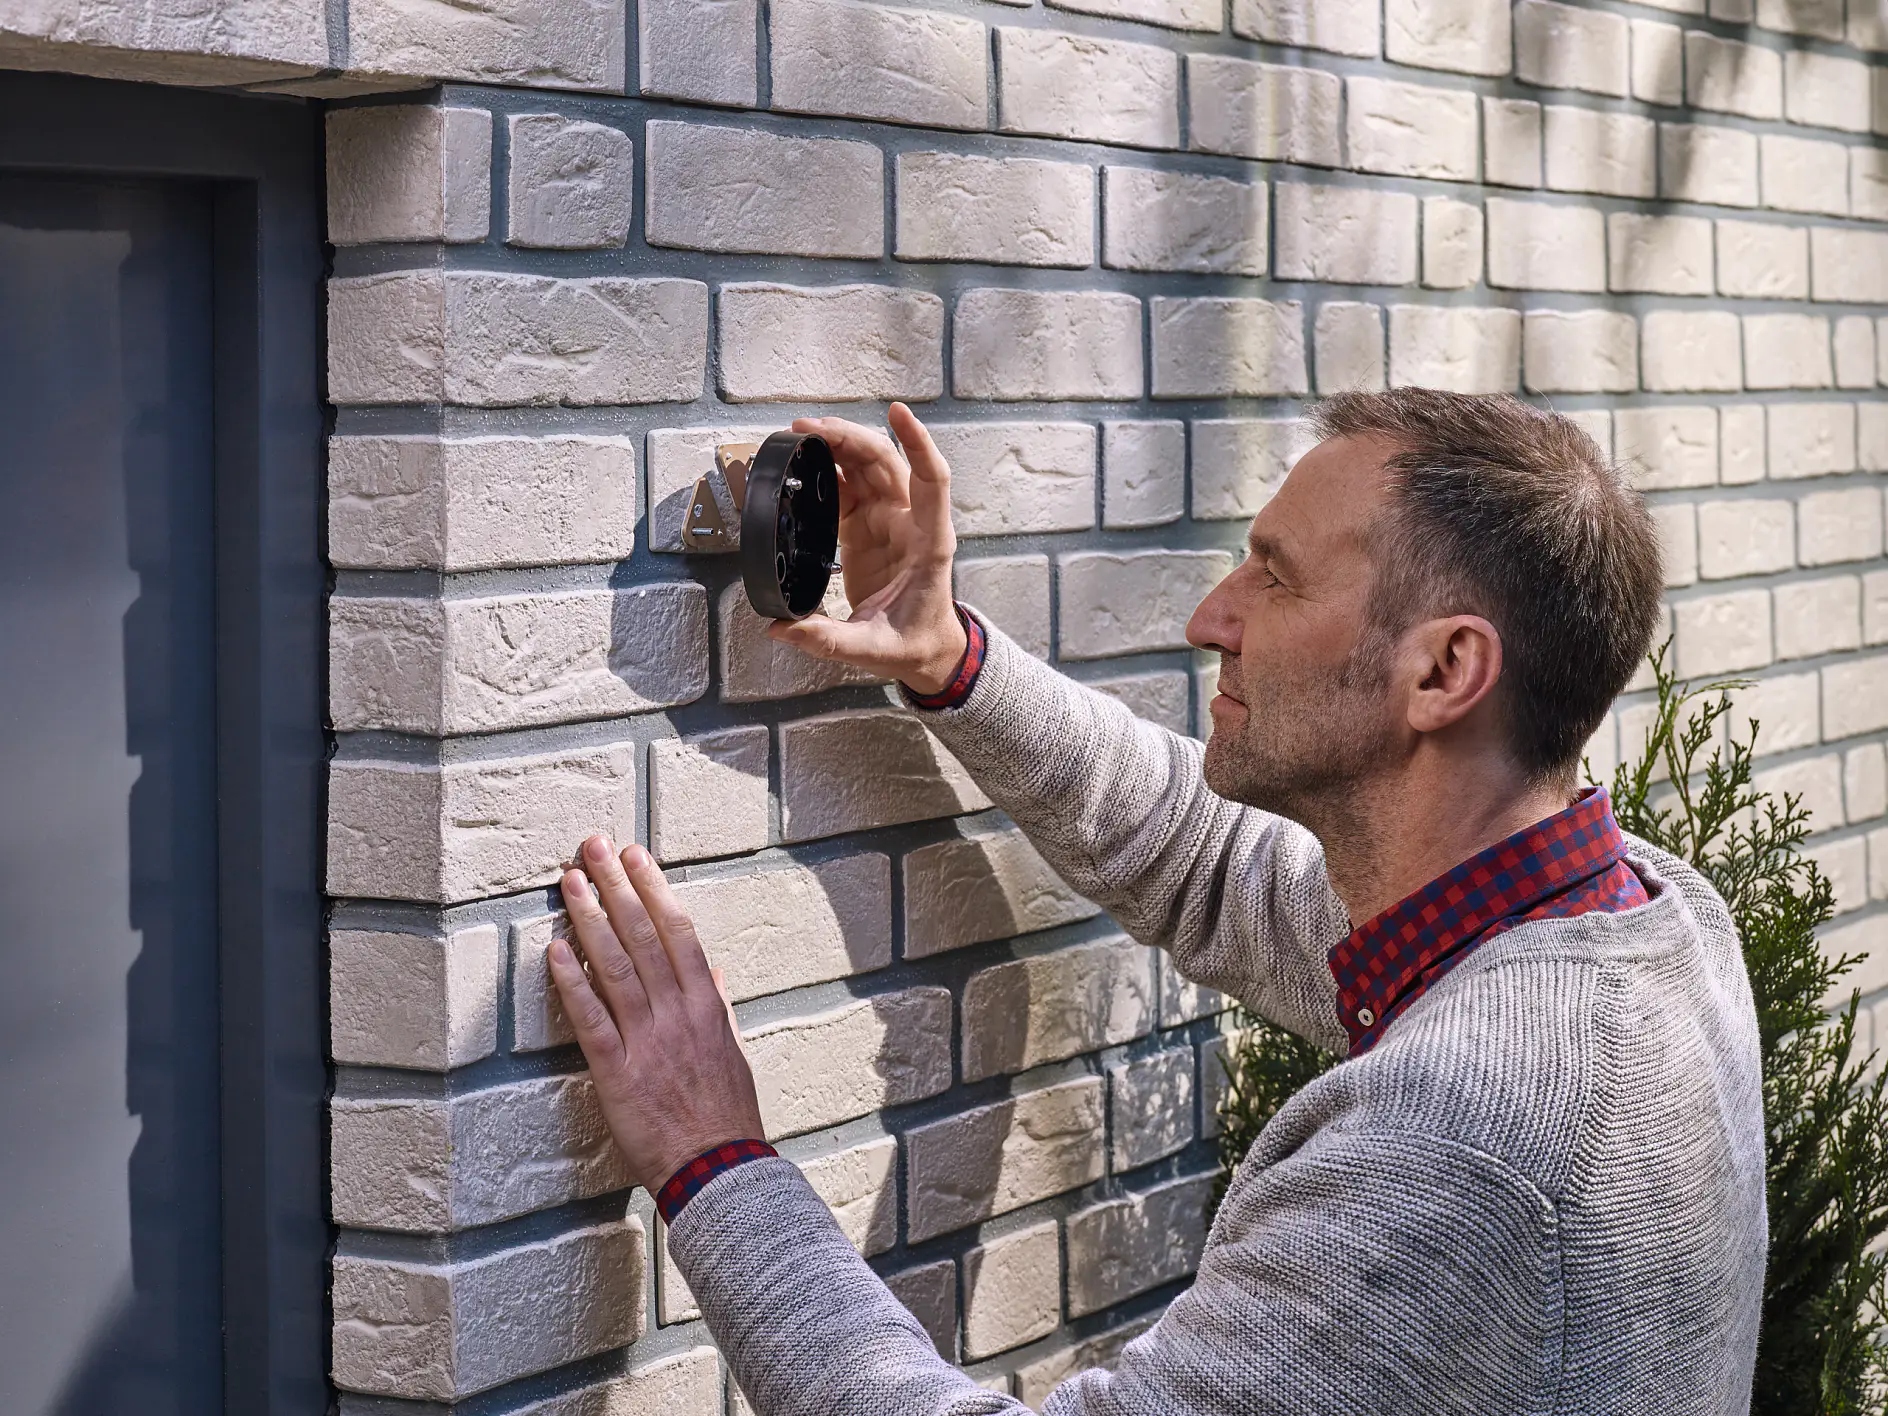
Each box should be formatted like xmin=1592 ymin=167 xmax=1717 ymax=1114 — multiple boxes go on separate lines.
xmin=0 ymin=70 xmax=328 ymax=1415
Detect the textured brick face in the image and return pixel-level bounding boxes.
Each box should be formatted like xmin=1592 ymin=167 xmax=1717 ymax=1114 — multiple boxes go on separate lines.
xmin=304 ymin=0 xmax=1888 ymax=1399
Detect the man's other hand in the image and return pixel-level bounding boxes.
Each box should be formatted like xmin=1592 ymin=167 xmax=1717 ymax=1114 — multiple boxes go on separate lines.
xmin=546 ymin=834 xmax=766 ymax=1195
xmin=767 ymin=402 xmax=968 ymax=697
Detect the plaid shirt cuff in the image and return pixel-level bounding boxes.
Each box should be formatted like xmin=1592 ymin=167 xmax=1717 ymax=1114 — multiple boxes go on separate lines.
xmin=906 ymin=605 xmax=985 ymax=711
xmin=656 ymin=1139 xmax=778 ymax=1224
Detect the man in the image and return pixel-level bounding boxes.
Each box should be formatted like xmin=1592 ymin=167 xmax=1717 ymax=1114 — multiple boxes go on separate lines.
xmin=547 ymin=389 xmax=1766 ymax=1415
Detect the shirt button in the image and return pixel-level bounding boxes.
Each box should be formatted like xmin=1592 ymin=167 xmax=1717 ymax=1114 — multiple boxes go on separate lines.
xmin=1356 ymin=1007 xmax=1376 ymax=1027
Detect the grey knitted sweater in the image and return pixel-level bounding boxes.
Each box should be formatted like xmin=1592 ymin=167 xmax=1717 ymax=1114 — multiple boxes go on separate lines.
xmin=669 ymin=622 xmax=1767 ymax=1415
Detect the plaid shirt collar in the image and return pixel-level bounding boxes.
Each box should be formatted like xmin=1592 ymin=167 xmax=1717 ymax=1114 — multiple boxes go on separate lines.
xmin=1329 ymin=788 xmax=1635 ymax=1056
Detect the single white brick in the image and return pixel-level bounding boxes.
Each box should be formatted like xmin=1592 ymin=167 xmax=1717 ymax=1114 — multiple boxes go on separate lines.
xmin=1745 ymin=315 xmax=1833 ymax=392
xmin=744 ymin=988 xmax=953 ymax=1137
xmin=1870 ymin=570 xmax=1888 ymax=644
xmin=1836 ymin=317 xmax=1879 ymax=390
xmin=1697 ymin=499 xmax=1795 ymax=578
xmin=1800 ymin=487 xmax=1885 ymax=566
xmin=1853 ymin=148 xmax=1888 ymax=223
xmin=1775 ymin=576 xmax=1863 ymax=660
xmin=929 ymin=422 xmax=1097 ymax=536
xmin=1483 ymin=97 xmax=1543 ymax=187
xmin=904 ymin=822 xmax=1098 ymax=958
xmin=1384 ymin=0 xmax=1511 ymax=76
xmin=1110 ymin=1047 xmax=1195 ymax=1170
xmin=1150 ymin=297 xmax=1308 ymax=398
xmin=513 ymin=1345 xmax=721 ymax=1416
xmin=1103 ymin=166 xmax=1266 ymax=276
xmin=1544 ymin=106 xmax=1655 ymax=198
xmin=996 ymin=28 xmax=1180 ymax=150
xmin=1230 ymin=0 xmax=1379 ymax=56
xmin=1653 ymin=501 xmax=1699 ymax=587
xmin=957 ymin=555 xmax=1053 ymax=658
xmin=1065 ymin=1172 xmax=1212 ymax=1317
xmin=1728 ymin=671 xmax=1822 ymax=756
xmin=1058 ymin=550 xmax=1236 ymax=656
xmin=1629 ymin=18 xmax=1684 ymax=106
xmin=1423 ymin=196 xmax=1484 ymax=289
xmin=1756 ymin=0 xmax=1843 ymax=38
xmin=1191 ymin=420 xmax=1318 ymax=521
xmin=718 ymin=282 xmax=944 ymax=402
xmin=1852 ymin=0 xmax=1888 ymax=50
xmin=1721 ymin=404 xmax=1766 ymax=485
xmin=883 ymin=1260 xmax=957 ymax=1357
xmin=330 ymin=925 xmax=501 ymax=1071
xmin=644 ymin=421 xmax=785 ymax=553
xmin=331 ymin=1221 xmax=644 ymax=1401
xmin=1090 ymin=670 xmax=1192 ymax=736
xmin=962 ymin=934 xmax=1157 ymax=1080
xmin=1047 ymin=0 xmax=1218 ymax=33
xmin=331 ymin=1074 xmax=633 ymax=1232
xmin=779 ymin=709 xmax=989 ymax=841
xmin=645 ymin=121 xmax=881 ymax=259
xmin=1674 ymin=589 xmax=1773 ymax=676
xmin=1811 ymin=228 xmax=1888 ymax=304
xmin=1388 ymin=304 xmax=1522 ymax=393
xmin=897 ymin=153 xmax=1094 ymax=268
xmin=954 ymin=288 xmax=1143 ymax=401
xmin=1847 ymin=744 xmax=1888 ymax=822
xmin=330 ymin=585 xmax=708 ymax=735
xmin=799 ymin=1136 xmax=901 ymax=1256
xmin=1715 ymin=219 xmax=1808 ymax=299
xmin=1608 ymin=212 xmax=1713 ymax=294
xmin=1314 ymin=303 xmax=1387 ymax=394
xmin=1761 ymin=134 xmax=1852 ymax=217
xmin=638 ymin=0 xmax=757 ymax=105
xmin=327 ymin=744 xmax=637 ymax=905
xmin=770 ymin=0 xmax=986 ymax=130
xmin=1686 ymin=32 xmax=1782 ymax=119
xmin=1486 ymin=196 xmax=1605 ymax=291
xmin=1103 ymin=421 xmax=1186 ymax=529
xmin=1514 ymin=0 xmax=1628 ymax=96
xmin=506 ymin=113 xmax=633 ymax=250
xmin=962 ymin=1221 xmax=1061 ymax=1359
xmin=1185 ymin=54 xmax=1343 ymax=166
xmin=1824 ymin=655 xmax=1888 ymax=739
xmin=1641 ymin=310 xmax=1743 ymax=393
xmin=1784 ymin=49 xmax=1872 ymax=133
xmin=681 ymin=853 xmax=895 ymax=1003
xmin=1615 ymin=406 xmax=1719 ymax=490
xmin=1753 ymin=753 xmax=1847 ymax=832
xmin=1769 ymin=402 xmax=1858 ymax=478
xmin=1659 ymin=123 xmax=1759 ymax=208
xmin=1809 ymin=835 xmax=1871 ymax=914
xmin=328 ymin=270 xmax=708 ymax=407
xmin=1864 ymin=406 xmax=1888 ymax=470
xmin=326 ymin=105 xmax=491 ymax=245
xmin=905 ymin=1077 xmax=1105 ymax=1240
xmin=716 ymin=582 xmax=882 ymax=703
xmin=1522 ymin=309 xmax=1637 ymax=393
xmin=347 ymin=0 xmax=626 ymax=91
xmin=1344 ymin=75 xmax=1480 ymax=180
xmin=1273 ymin=183 xmax=1418 ymax=285
xmin=648 ymin=727 xmax=770 ymax=864
xmin=327 ymin=434 xmax=637 ymax=571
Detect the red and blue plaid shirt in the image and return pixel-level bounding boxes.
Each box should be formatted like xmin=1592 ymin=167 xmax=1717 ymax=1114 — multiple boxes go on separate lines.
xmin=1331 ymin=786 xmax=1647 ymax=1055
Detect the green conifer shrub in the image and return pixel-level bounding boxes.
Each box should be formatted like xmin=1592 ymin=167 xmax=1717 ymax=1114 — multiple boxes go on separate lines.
xmin=1209 ymin=650 xmax=1888 ymax=1413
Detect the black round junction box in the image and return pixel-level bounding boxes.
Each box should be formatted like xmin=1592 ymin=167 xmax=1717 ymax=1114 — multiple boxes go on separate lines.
xmin=740 ymin=431 xmax=840 ymax=621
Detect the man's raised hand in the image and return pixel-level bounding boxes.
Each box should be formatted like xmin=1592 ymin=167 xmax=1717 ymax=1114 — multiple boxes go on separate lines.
xmin=767 ymin=402 xmax=967 ymax=696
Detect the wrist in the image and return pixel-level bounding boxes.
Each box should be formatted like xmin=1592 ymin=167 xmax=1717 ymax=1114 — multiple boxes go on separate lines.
xmin=901 ymin=607 xmax=971 ymax=698
xmin=655 ymin=1137 xmax=777 ymax=1224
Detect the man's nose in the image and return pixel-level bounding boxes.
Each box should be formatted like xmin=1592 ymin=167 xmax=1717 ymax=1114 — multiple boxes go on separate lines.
xmin=1186 ymin=574 xmax=1242 ymax=655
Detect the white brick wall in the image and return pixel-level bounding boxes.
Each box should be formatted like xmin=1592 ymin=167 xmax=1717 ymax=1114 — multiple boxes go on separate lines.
xmin=309 ymin=0 xmax=1888 ymax=1400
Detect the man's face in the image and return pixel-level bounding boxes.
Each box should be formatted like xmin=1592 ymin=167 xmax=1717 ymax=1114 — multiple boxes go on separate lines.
xmin=1185 ymin=435 xmax=1406 ymax=825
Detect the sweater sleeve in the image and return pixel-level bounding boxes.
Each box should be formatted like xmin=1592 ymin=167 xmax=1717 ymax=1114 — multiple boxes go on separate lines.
xmin=912 ymin=616 xmax=1350 ymax=1053
xmin=669 ymin=1136 xmax=1564 ymax=1416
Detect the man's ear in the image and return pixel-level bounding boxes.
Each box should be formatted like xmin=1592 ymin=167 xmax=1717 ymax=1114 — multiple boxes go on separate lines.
xmin=1405 ymin=615 xmax=1503 ymax=735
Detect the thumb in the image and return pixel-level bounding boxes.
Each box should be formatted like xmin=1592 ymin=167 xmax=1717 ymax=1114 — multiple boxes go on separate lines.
xmin=767 ymin=612 xmax=903 ymax=675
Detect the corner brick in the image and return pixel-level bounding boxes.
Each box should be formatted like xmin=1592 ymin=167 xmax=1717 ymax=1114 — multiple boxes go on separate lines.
xmin=961 ymin=934 xmax=1156 ymax=1080
xmin=1151 ymin=297 xmax=1307 ymax=399
xmin=957 ymin=556 xmax=1053 ymax=659
xmin=718 ymin=282 xmax=944 ymax=402
xmin=905 ymin=1077 xmax=1106 ymax=1240
xmin=638 ymin=0 xmax=756 ymax=105
xmin=779 ymin=709 xmax=989 ymax=841
xmin=1110 ymin=1047 xmax=1195 ymax=1170
xmin=1388 ymin=305 xmax=1521 ymax=393
xmin=996 ymin=29 xmax=1180 ymax=150
xmin=1659 ymin=124 xmax=1758 ymax=208
xmin=903 ymin=822 xmax=1098 ymax=958
xmin=1715 ymin=219 xmax=1807 ymax=300
xmin=327 ymin=745 xmax=637 ymax=904
xmin=963 ymin=1221 xmax=1061 ymax=1359
xmin=331 ymin=925 xmax=501 ymax=1071
xmin=930 ymin=421 xmax=1098 ymax=535
xmin=327 ymin=105 xmax=491 ymax=245
xmin=1103 ymin=166 xmax=1267 ymax=276
xmin=1486 ymin=196 xmax=1605 ymax=292
xmin=1103 ymin=421 xmax=1186 ymax=529
xmin=1422 ymin=197 xmax=1484 ymax=289
xmin=898 ymin=153 xmax=1095 ymax=268
xmin=507 ymin=114 xmax=633 ymax=250
xmin=1058 ymin=549 xmax=1235 ymax=657
xmin=646 ymin=121 xmax=883 ymax=259
xmin=1384 ymin=0 xmax=1511 ymax=76
xmin=1186 ymin=54 xmax=1341 ymax=165
xmin=649 ymin=727 xmax=770 ymax=864
xmin=1273 ymin=183 xmax=1418 ymax=285
xmin=347 ymin=0 xmax=626 ymax=91
xmin=744 ymin=988 xmax=953 ymax=1136
xmin=1344 ymin=75 xmax=1479 ymax=180
xmin=770 ymin=0 xmax=986 ymax=129
xmin=1065 ymin=1172 xmax=1212 ymax=1317
xmin=955 ymin=289 xmax=1142 ymax=401
xmin=1522 ymin=310 xmax=1637 ymax=393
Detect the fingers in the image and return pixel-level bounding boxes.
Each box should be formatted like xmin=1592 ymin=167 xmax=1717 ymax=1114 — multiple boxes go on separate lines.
xmin=795 ymin=416 xmax=908 ymax=500
xmin=561 ymin=866 xmax=655 ymax=1026
xmin=767 ymin=610 xmax=903 ymax=672
xmin=619 ymin=844 xmax=718 ymax=995
xmin=887 ymin=404 xmax=954 ymax=559
xmin=547 ymin=936 xmax=626 ymax=1066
